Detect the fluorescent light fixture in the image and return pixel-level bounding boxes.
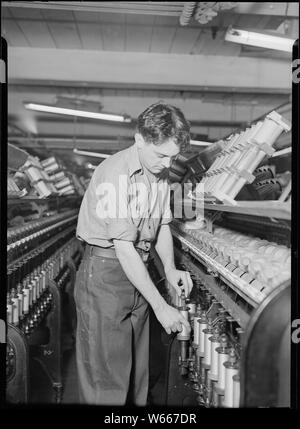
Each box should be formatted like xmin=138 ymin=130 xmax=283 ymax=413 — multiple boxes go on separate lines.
xmin=225 ymin=27 xmax=295 ymax=52
xmin=271 ymin=147 xmax=291 ymax=158
xmin=24 ymin=102 xmax=132 ymax=123
xmin=73 ymin=148 xmax=111 ymax=159
xmin=190 ymin=140 xmax=212 ymax=147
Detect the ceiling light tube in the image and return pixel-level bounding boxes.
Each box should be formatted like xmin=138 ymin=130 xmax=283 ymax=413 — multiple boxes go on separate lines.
xmin=73 ymin=148 xmax=111 ymax=158
xmin=24 ymin=102 xmax=132 ymax=123
xmin=190 ymin=140 xmax=212 ymax=146
xmin=271 ymin=147 xmax=291 ymax=158
xmin=225 ymin=27 xmax=295 ymax=52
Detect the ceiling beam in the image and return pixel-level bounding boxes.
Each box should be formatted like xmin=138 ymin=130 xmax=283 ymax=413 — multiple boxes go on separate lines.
xmin=8 ymin=136 xmax=132 ymax=151
xmin=2 ymin=2 xmax=299 ymax=18
xmin=2 ymin=15 xmax=296 ymax=27
xmin=8 ymin=81 xmax=291 ymax=95
xmin=2 ymin=2 xmax=184 ymax=16
xmin=8 ymin=47 xmax=292 ymax=92
xmin=8 ymin=83 xmax=291 ymax=98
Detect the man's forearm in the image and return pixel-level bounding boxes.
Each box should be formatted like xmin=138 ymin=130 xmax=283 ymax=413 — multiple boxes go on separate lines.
xmin=155 ymin=224 xmax=175 ymax=273
xmin=114 ymin=241 xmax=166 ymax=312
xmin=114 ymin=239 xmax=191 ymax=335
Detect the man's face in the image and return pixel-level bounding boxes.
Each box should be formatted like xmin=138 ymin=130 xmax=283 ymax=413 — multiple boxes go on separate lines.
xmin=135 ymin=133 xmax=180 ymax=176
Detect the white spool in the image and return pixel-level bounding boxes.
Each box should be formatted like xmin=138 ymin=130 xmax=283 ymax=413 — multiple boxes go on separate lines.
xmin=36 ymin=180 xmax=52 ymax=197
xmin=198 ymin=321 xmax=207 ymax=354
xmin=23 ymin=288 xmax=30 ymax=314
xmin=217 ymin=352 xmax=229 ymax=390
xmin=53 ymin=171 xmax=65 ymax=181
xmin=44 ymin=162 xmax=59 ymax=173
xmin=41 ymin=156 xmax=56 ymax=167
xmin=56 ymin=177 xmax=71 ymax=189
xmin=27 ymin=166 xmax=42 ymax=182
xmin=59 ymin=184 xmax=74 ymax=194
xmin=254 ymin=112 xmax=290 ymax=147
xmin=210 ymin=339 xmax=221 ymax=377
xmin=223 ymin=366 xmax=239 ymax=407
xmin=193 ymin=316 xmax=200 ymax=345
xmin=12 ymin=296 xmax=19 ymax=325
xmin=233 ymin=374 xmax=240 ymax=407
xmin=203 ymin=331 xmax=212 ymax=365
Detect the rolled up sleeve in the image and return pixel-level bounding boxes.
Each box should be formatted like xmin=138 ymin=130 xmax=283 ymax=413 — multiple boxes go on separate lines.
xmin=106 ymin=218 xmax=138 ymax=241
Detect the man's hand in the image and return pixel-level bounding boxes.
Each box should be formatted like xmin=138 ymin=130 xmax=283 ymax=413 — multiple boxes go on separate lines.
xmin=165 ymin=267 xmax=193 ymax=298
xmin=154 ymin=302 xmax=191 ymax=335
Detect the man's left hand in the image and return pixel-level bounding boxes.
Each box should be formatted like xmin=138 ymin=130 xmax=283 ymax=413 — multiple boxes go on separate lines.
xmin=165 ymin=268 xmax=193 ymax=298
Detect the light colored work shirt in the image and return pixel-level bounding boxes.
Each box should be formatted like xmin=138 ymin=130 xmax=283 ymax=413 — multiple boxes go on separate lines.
xmin=76 ymin=142 xmax=172 ymax=252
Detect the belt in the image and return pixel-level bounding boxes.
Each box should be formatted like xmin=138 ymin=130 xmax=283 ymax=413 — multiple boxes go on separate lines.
xmin=87 ymin=244 xmax=150 ymax=263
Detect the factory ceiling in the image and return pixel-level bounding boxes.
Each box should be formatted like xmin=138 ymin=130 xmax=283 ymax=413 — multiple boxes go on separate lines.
xmin=1 ymin=1 xmax=298 ymax=173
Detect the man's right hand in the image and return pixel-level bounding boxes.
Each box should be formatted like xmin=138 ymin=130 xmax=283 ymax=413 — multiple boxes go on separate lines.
xmin=113 ymin=240 xmax=191 ymax=336
xmin=154 ymin=302 xmax=191 ymax=335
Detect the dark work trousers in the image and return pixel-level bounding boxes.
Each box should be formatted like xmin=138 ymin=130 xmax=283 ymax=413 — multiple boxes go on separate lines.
xmin=74 ymin=245 xmax=149 ymax=405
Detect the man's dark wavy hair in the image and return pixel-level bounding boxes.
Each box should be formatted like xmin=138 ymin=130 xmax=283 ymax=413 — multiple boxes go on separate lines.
xmin=137 ymin=101 xmax=191 ymax=151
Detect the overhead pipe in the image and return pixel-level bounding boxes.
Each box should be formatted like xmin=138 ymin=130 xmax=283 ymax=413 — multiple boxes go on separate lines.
xmin=8 ymin=136 xmax=129 ymax=144
xmin=73 ymin=148 xmax=110 ymax=159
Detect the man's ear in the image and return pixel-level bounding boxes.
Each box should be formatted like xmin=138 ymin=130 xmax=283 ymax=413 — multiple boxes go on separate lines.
xmin=135 ymin=133 xmax=145 ymax=148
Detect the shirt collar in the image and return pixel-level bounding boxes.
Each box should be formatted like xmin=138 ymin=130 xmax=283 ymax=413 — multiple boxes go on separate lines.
xmin=128 ymin=142 xmax=143 ymax=177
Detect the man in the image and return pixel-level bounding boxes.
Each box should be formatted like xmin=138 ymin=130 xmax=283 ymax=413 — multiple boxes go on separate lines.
xmin=74 ymin=102 xmax=193 ymax=406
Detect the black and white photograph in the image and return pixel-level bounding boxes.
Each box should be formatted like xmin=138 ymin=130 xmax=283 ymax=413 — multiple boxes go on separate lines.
xmin=1 ymin=1 xmax=299 ymax=413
